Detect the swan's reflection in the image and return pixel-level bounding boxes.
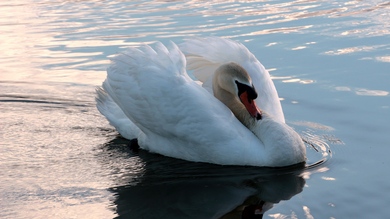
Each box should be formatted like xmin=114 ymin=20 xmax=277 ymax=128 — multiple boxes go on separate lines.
xmin=100 ymin=137 xmax=305 ymax=219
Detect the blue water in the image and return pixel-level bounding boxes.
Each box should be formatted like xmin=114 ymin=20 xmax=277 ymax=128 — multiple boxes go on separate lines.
xmin=1 ymin=0 xmax=389 ymax=218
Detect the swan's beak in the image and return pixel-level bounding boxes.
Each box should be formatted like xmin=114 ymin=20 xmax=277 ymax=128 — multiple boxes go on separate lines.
xmin=239 ymin=92 xmax=262 ymax=120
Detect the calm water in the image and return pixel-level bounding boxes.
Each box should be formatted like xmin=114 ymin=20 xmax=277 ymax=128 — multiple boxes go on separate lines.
xmin=1 ymin=0 xmax=389 ymax=218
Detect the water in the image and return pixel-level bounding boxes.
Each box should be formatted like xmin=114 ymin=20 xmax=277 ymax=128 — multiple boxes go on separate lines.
xmin=1 ymin=0 xmax=389 ymax=218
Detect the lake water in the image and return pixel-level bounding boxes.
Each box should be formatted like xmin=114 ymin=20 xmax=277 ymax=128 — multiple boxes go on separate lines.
xmin=1 ymin=0 xmax=389 ymax=218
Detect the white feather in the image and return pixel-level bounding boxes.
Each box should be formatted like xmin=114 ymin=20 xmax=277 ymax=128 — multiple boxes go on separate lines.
xmin=96 ymin=38 xmax=305 ymax=167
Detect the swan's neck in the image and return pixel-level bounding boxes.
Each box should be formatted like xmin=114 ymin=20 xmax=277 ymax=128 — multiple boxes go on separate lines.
xmin=226 ymin=97 xmax=296 ymax=148
xmin=214 ymin=82 xmax=306 ymax=166
xmin=211 ymin=63 xmax=306 ymax=166
xmin=232 ymin=102 xmax=258 ymax=131
xmin=248 ymin=112 xmax=276 ymax=140
xmin=216 ymin=90 xmax=260 ymax=132
xmin=235 ymin=105 xmax=272 ymax=141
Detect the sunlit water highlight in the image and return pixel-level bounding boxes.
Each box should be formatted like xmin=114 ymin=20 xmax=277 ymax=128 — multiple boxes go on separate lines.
xmin=1 ymin=0 xmax=389 ymax=218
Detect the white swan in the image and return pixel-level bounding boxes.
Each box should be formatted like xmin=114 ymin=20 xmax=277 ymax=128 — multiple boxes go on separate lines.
xmin=96 ymin=37 xmax=306 ymax=167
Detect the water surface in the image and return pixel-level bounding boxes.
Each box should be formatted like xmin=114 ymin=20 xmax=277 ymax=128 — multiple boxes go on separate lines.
xmin=1 ymin=0 xmax=389 ymax=218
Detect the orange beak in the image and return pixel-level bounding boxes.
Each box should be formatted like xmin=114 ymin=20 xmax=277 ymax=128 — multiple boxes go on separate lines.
xmin=239 ymin=91 xmax=262 ymax=120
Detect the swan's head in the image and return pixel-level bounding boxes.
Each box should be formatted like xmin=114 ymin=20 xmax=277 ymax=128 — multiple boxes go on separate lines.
xmin=213 ymin=62 xmax=262 ymax=121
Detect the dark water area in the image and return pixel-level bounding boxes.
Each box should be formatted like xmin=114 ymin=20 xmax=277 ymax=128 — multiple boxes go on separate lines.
xmin=1 ymin=0 xmax=389 ymax=218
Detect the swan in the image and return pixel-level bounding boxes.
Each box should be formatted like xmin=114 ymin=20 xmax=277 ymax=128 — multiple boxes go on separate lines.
xmin=96 ymin=37 xmax=306 ymax=167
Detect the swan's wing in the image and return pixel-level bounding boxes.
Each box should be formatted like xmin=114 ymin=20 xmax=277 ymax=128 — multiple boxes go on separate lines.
xmin=101 ymin=42 xmax=263 ymax=165
xmin=179 ymin=37 xmax=285 ymax=123
xmin=96 ymin=87 xmax=141 ymax=140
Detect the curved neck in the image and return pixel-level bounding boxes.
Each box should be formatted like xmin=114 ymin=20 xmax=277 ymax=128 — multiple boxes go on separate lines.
xmin=212 ymin=64 xmax=258 ymax=131
xmin=213 ymin=87 xmax=258 ymax=131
